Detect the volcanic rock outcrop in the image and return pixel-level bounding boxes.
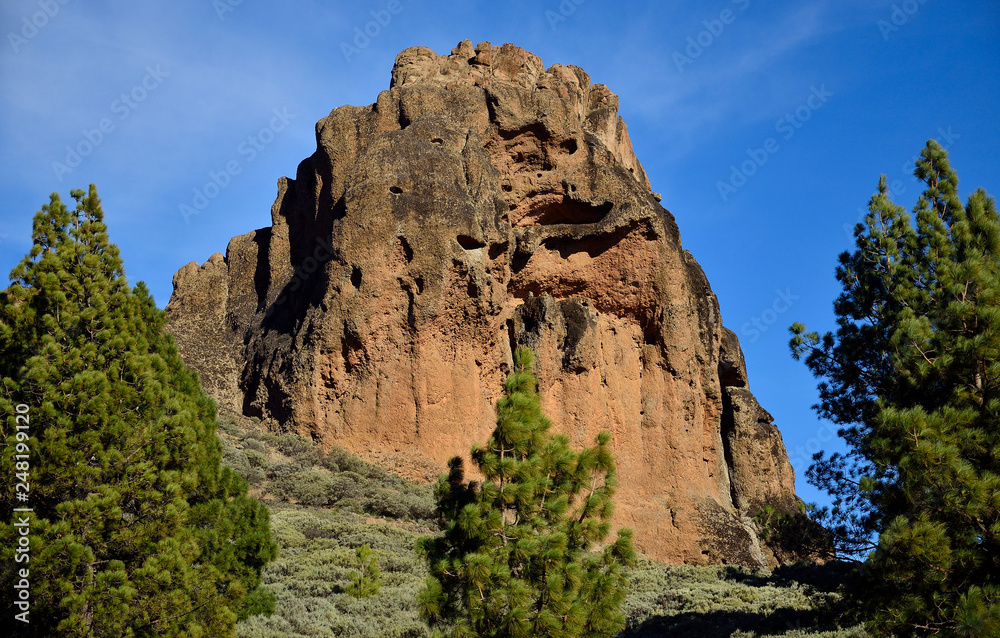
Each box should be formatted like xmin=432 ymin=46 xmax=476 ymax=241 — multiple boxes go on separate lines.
xmin=166 ymin=40 xmax=807 ymax=566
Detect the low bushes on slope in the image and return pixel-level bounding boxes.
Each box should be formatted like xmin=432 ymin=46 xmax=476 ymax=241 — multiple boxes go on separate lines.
xmin=219 ymin=413 xmax=866 ymax=637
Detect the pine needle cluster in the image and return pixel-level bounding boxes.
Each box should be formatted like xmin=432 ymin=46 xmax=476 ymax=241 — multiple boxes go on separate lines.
xmin=346 ymin=544 xmax=381 ymax=598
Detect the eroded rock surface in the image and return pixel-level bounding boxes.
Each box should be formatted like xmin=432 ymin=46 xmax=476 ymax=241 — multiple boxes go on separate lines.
xmin=166 ymin=40 xmax=808 ymax=566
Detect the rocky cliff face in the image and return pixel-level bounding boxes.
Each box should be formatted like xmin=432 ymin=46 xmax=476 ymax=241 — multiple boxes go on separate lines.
xmin=166 ymin=40 xmax=806 ymax=567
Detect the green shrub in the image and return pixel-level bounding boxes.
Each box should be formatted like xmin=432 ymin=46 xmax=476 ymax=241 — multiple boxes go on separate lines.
xmin=219 ymin=412 xmax=243 ymax=436
xmin=267 ymin=462 xmax=300 ymax=481
xmin=270 ymin=433 xmax=315 ymax=457
xmin=237 ymin=504 xmax=433 ymax=638
xmin=622 ymin=560 xmax=867 ymax=637
xmin=242 ymin=436 xmax=267 ymax=452
xmin=302 ymin=526 xmax=334 ymax=540
xmin=245 ymin=448 xmax=270 ymax=469
xmin=329 ymin=473 xmax=363 ymax=501
xmin=245 ymin=466 xmax=266 ymax=485
xmin=325 ymin=446 xmax=376 ymax=476
xmin=294 ymin=448 xmax=323 ymax=467
xmin=273 ymin=471 xmax=337 ymax=506
xmin=221 ymin=413 xmax=864 ymax=637
xmin=224 ymin=448 xmax=251 ymax=475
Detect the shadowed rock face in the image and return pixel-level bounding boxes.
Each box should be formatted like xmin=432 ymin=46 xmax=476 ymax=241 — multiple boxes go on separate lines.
xmin=166 ymin=40 xmax=806 ymax=566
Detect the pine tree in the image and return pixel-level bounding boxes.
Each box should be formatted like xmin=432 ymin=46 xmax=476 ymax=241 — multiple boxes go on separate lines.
xmin=417 ymin=346 xmax=635 ymax=638
xmin=345 ymin=544 xmax=381 ymax=599
xmin=790 ymin=142 xmax=1000 ymax=636
xmin=0 ymin=186 xmax=276 ymax=637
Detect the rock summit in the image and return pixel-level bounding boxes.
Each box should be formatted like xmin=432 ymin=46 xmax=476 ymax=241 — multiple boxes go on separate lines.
xmin=167 ymin=40 xmax=810 ymax=566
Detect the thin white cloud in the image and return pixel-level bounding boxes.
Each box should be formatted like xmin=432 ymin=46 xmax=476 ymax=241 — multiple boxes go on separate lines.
xmin=614 ymin=1 xmax=858 ymax=161
xmin=0 ymin=2 xmax=337 ymax=202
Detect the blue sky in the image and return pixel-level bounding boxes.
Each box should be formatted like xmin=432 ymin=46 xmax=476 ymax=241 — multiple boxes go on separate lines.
xmin=2 ymin=0 xmax=998 ymax=509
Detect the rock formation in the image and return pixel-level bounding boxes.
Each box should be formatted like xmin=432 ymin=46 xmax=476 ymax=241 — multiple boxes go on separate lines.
xmin=166 ymin=40 xmax=808 ymax=567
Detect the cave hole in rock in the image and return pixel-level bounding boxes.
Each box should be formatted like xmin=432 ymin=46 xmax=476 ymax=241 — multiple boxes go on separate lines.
xmin=540 ymin=220 xmax=654 ymax=260
xmin=488 ymin=241 xmax=509 ymax=260
xmin=560 ymin=138 xmax=578 ymax=154
xmin=398 ymin=236 xmax=414 ymax=262
xmin=510 ymin=250 xmax=531 ymax=274
xmin=457 ymin=235 xmax=486 ymax=250
xmin=519 ymin=197 xmax=613 ymax=226
xmin=642 ymin=322 xmax=660 ymax=346
xmin=350 ymin=266 xmax=362 ymax=289
xmin=341 ymin=330 xmax=364 ymax=373
xmin=406 ymin=289 xmax=417 ymax=329
xmin=499 ymin=121 xmax=550 ymax=142
xmin=389 ymin=185 xmax=403 ymax=195
xmin=431 ymin=138 xmax=443 ymax=146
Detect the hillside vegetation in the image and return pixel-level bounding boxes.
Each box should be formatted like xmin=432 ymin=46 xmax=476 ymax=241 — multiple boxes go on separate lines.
xmin=219 ymin=413 xmax=866 ymax=638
